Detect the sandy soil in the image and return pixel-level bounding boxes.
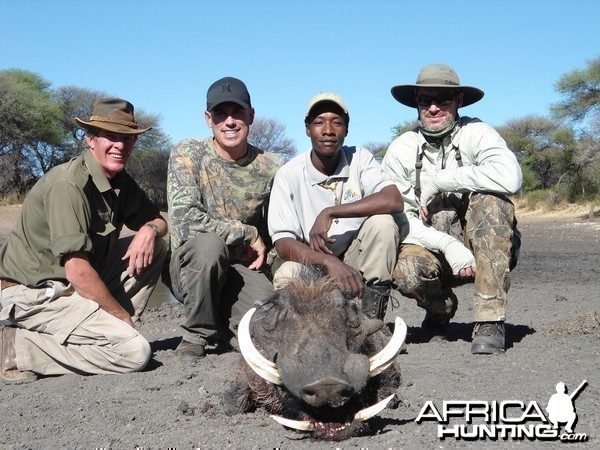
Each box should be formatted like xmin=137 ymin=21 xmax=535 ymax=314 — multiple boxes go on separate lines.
xmin=1 ymin=205 xmax=599 ymax=449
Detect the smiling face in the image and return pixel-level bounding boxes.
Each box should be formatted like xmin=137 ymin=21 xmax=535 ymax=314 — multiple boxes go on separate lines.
xmin=205 ymin=102 xmax=254 ymax=159
xmin=306 ymin=102 xmax=348 ymax=174
xmin=416 ymin=87 xmax=463 ymax=131
xmin=87 ymin=130 xmax=137 ymax=179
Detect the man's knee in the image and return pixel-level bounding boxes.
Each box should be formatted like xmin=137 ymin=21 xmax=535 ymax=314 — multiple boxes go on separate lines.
xmin=170 ymin=233 xmax=228 ymax=273
xmin=272 ymin=261 xmax=304 ymax=290
xmin=362 ymin=214 xmax=399 ymax=245
xmin=466 ymin=194 xmax=515 ymax=239
xmin=116 ymin=333 xmax=151 ymax=373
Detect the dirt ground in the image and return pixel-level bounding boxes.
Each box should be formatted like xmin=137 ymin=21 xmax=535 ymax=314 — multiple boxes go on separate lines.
xmin=1 ymin=204 xmax=599 ymax=449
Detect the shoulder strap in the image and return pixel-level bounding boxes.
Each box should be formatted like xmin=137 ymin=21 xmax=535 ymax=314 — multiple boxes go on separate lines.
xmin=414 ymin=147 xmax=424 ymax=200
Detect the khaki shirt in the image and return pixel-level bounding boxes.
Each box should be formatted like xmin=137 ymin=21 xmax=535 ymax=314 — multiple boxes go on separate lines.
xmin=0 ymin=150 xmax=161 ymax=287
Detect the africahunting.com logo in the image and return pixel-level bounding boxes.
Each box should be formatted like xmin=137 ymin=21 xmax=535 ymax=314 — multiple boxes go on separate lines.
xmin=416 ymin=380 xmax=588 ymax=442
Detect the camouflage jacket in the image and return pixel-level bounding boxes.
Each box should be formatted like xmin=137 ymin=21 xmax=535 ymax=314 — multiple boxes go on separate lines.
xmin=167 ymin=138 xmax=283 ymax=265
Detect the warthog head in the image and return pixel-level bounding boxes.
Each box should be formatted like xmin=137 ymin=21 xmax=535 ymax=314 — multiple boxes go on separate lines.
xmin=225 ymin=267 xmax=407 ymax=441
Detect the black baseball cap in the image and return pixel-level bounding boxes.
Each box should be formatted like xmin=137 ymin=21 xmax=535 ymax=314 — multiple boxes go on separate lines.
xmin=206 ymin=77 xmax=252 ymax=111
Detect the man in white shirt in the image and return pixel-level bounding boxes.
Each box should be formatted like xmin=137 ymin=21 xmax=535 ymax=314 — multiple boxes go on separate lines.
xmin=268 ymin=93 xmax=404 ymax=320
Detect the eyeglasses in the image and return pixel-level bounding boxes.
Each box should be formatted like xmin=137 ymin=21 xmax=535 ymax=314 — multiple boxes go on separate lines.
xmin=415 ymin=93 xmax=456 ymax=107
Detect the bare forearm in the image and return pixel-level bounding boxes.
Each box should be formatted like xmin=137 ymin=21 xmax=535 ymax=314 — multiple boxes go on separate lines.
xmin=275 ymin=238 xmax=337 ymax=268
xmin=327 ymin=185 xmax=403 ymax=219
xmin=64 ymin=253 xmax=132 ymax=324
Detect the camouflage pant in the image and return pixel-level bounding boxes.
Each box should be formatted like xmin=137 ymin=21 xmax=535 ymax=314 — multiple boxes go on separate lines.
xmin=393 ymin=193 xmax=519 ymax=323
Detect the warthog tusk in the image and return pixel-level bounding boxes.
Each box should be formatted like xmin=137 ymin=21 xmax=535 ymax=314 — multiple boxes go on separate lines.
xmin=238 ymin=307 xmax=283 ymax=385
xmin=271 ymin=415 xmax=315 ymax=431
xmin=354 ymin=394 xmax=396 ymax=421
xmin=270 ymin=394 xmax=397 ymax=431
xmin=368 ymin=316 xmax=407 ymax=377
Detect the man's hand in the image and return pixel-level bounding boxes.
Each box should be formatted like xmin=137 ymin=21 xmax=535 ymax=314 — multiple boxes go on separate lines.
xmin=442 ymin=239 xmax=476 ymax=280
xmin=323 ymin=256 xmax=364 ymax=299
xmin=309 ymin=209 xmax=336 ymax=254
xmin=247 ymin=235 xmax=267 ymax=270
xmin=123 ymin=225 xmax=157 ymax=277
xmin=419 ymin=176 xmax=442 ymax=221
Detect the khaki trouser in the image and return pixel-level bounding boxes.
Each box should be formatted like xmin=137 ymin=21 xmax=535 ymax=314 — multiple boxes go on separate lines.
xmin=393 ymin=193 xmax=518 ymax=323
xmin=273 ymin=214 xmax=400 ymax=289
xmin=0 ymin=237 xmax=167 ymax=375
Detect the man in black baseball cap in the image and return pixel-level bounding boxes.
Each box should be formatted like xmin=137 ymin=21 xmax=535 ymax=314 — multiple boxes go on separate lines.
xmin=206 ymin=76 xmax=252 ymax=111
xmin=165 ymin=77 xmax=283 ymax=361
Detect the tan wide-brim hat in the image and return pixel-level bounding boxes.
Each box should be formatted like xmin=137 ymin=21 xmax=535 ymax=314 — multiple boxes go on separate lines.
xmin=75 ymin=98 xmax=151 ymax=135
xmin=391 ymin=64 xmax=484 ymax=108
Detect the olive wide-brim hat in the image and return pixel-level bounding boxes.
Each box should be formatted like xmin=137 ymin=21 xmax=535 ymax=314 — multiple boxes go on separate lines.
xmin=75 ymin=98 xmax=151 ymax=135
xmin=391 ymin=64 xmax=484 ymax=108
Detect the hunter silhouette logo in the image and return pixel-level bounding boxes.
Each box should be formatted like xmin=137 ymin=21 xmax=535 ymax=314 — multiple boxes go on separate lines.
xmin=415 ymin=380 xmax=589 ymax=442
xmin=546 ymin=380 xmax=587 ymax=435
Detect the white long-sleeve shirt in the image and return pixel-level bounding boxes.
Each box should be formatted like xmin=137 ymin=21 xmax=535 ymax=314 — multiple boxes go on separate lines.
xmin=382 ymin=116 xmax=522 ymax=253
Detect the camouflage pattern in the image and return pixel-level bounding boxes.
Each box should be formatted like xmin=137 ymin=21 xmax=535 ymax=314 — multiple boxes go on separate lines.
xmin=393 ymin=193 xmax=519 ymax=323
xmin=167 ymin=138 xmax=283 ymax=266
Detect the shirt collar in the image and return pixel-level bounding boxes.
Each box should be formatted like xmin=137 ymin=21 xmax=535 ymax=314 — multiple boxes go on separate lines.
xmin=305 ymin=146 xmax=351 ymax=185
xmin=83 ymin=150 xmax=125 ymax=193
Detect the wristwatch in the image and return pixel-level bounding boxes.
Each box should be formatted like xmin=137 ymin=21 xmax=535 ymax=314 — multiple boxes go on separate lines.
xmin=144 ymin=223 xmax=160 ymax=237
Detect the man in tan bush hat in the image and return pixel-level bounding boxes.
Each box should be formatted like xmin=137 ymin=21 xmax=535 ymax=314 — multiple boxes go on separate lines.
xmin=0 ymin=98 xmax=168 ymax=382
xmin=382 ymin=64 xmax=522 ymax=354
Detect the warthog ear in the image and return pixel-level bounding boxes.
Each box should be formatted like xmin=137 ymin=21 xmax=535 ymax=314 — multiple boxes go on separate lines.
xmin=260 ymin=294 xmax=288 ymax=332
xmin=343 ymin=294 xmax=363 ymax=330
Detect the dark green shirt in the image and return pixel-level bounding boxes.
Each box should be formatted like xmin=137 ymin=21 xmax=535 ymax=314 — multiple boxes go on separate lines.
xmin=0 ymin=150 xmax=161 ymax=287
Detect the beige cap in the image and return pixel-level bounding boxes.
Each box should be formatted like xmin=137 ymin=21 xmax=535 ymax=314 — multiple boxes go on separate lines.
xmin=304 ymin=92 xmax=350 ymax=125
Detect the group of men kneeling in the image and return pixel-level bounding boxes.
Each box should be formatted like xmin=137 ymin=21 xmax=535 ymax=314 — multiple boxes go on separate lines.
xmin=0 ymin=64 xmax=522 ymax=383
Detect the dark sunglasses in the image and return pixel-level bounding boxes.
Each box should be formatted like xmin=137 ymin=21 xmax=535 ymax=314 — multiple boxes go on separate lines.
xmin=415 ymin=93 xmax=457 ymax=107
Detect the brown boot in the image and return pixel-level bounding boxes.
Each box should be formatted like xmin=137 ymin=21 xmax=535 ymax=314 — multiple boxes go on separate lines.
xmin=1 ymin=326 xmax=38 ymax=383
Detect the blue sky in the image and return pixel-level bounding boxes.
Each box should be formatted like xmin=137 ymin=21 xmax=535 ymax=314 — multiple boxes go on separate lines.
xmin=1 ymin=0 xmax=599 ymax=154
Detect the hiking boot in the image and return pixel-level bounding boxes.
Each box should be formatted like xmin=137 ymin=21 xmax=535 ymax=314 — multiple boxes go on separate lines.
xmin=421 ymin=314 xmax=449 ymax=342
xmin=471 ymin=322 xmax=505 ymax=354
xmin=1 ymin=326 xmax=38 ymax=383
xmin=175 ymin=339 xmax=206 ymax=361
xmin=362 ymin=285 xmax=391 ymax=321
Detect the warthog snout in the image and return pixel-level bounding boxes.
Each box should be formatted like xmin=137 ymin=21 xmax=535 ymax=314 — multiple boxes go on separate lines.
xmin=300 ymin=377 xmax=355 ymax=407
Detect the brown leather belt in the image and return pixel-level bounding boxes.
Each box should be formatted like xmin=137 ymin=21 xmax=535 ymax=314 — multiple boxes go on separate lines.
xmin=0 ymin=278 xmax=20 ymax=290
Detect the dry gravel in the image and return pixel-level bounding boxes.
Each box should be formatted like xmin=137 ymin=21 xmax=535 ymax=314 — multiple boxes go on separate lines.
xmin=1 ymin=205 xmax=598 ymax=448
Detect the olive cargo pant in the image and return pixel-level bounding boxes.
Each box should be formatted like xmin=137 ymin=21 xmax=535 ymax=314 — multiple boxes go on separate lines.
xmin=393 ymin=194 xmax=519 ymax=324
xmin=169 ymin=233 xmax=274 ymax=348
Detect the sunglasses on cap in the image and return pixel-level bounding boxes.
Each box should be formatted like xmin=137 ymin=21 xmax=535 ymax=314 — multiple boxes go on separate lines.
xmin=415 ymin=93 xmax=457 ymax=107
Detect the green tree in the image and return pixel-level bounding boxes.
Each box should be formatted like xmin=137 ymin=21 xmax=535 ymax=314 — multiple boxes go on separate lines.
xmin=0 ymin=70 xmax=66 ymax=195
xmin=497 ymin=116 xmax=564 ymax=190
xmin=391 ymin=120 xmax=418 ymax=141
xmin=126 ymin=110 xmax=172 ymax=210
xmin=551 ymin=56 xmax=600 ymax=128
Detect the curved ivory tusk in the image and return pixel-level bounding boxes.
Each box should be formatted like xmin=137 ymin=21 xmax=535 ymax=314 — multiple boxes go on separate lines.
xmin=368 ymin=316 xmax=407 ymax=377
xmin=354 ymin=394 xmax=396 ymax=421
xmin=270 ymin=394 xmax=396 ymax=431
xmin=238 ymin=307 xmax=283 ymax=385
xmin=270 ymin=415 xmax=314 ymax=431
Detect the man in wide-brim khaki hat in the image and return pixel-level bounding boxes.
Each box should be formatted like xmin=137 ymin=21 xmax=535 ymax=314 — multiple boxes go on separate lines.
xmin=390 ymin=63 xmax=484 ymax=108
xmin=0 ymin=97 xmax=167 ymax=382
xmin=75 ymin=97 xmax=151 ymax=135
xmin=382 ymin=64 xmax=523 ymax=355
